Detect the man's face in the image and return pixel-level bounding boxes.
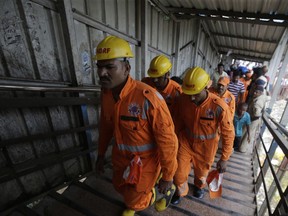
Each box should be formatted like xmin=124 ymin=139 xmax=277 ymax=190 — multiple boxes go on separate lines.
xmin=190 ymin=89 xmax=207 ymax=104
xmin=218 ymin=66 xmax=224 ymax=73
xmin=217 ymin=83 xmax=227 ymax=95
xmin=237 ymin=105 xmax=247 ymax=116
xmin=152 ymin=73 xmax=168 ymax=90
xmin=232 ymin=75 xmax=240 ymax=83
xmin=253 ymin=90 xmax=262 ymax=98
xmin=96 ymin=59 xmax=129 ymax=89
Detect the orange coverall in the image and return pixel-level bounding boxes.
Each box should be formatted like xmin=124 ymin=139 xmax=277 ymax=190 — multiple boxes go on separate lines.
xmin=98 ymin=76 xmax=178 ymax=211
xmin=209 ymin=88 xmax=236 ymax=116
xmin=173 ymin=91 xmax=234 ymax=196
xmin=141 ymin=77 xmax=182 ymax=113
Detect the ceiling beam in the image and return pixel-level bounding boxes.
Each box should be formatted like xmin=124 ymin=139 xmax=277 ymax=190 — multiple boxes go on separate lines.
xmin=168 ymin=7 xmax=288 ymax=20
xmin=212 ymin=32 xmax=278 ymax=44
xmin=174 ymin=14 xmax=288 ymax=27
xmin=231 ymin=55 xmax=270 ymax=62
xmin=149 ymin=0 xmax=178 ymax=22
xmin=219 ymin=51 xmax=269 ymax=62
xmin=219 ymin=45 xmax=272 ymax=55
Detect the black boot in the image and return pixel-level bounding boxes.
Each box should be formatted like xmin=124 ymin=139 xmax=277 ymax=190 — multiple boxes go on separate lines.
xmin=171 ymin=194 xmax=181 ymax=205
xmin=193 ymin=187 xmax=204 ymax=199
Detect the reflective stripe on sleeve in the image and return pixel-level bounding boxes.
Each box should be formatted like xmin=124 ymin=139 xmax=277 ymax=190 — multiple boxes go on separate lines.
xmin=142 ymin=99 xmax=150 ymax=120
xmin=156 ymin=91 xmax=164 ymax=100
xmin=215 ymin=105 xmax=223 ymax=119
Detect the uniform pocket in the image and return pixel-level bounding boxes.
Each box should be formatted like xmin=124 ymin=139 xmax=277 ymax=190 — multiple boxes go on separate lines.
xmin=199 ymin=118 xmax=216 ymax=128
xmin=120 ymin=115 xmax=147 ymax=131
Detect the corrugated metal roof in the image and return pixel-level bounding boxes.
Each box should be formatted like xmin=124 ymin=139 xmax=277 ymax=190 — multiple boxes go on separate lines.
xmin=156 ymin=0 xmax=288 ymax=62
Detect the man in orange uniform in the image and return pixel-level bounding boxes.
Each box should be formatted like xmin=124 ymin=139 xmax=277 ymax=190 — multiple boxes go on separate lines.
xmin=171 ymin=67 xmax=235 ymax=204
xmin=142 ymin=55 xmax=182 ymax=113
xmin=209 ymin=76 xmax=236 ymax=116
xmin=94 ymin=36 xmax=178 ymax=216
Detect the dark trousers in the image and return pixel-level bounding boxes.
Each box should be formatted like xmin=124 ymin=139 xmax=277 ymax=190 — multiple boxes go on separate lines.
xmin=233 ymin=136 xmax=242 ymax=150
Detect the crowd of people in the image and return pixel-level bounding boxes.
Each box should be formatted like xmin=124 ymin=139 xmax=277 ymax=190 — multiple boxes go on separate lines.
xmin=94 ymin=36 xmax=269 ymax=216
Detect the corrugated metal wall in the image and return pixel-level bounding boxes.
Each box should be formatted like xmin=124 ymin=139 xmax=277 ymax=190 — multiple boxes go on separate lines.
xmin=0 ymin=0 xmax=220 ymax=84
xmin=0 ymin=0 xmax=221 ymax=212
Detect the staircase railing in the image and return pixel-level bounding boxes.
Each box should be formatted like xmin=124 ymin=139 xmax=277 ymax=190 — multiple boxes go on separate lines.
xmin=253 ymin=113 xmax=288 ymax=215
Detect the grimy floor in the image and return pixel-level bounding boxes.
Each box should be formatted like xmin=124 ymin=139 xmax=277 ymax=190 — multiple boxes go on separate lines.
xmin=13 ymin=150 xmax=256 ymax=216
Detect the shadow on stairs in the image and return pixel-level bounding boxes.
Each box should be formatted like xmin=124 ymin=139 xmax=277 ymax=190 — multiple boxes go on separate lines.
xmin=8 ymin=150 xmax=257 ymax=216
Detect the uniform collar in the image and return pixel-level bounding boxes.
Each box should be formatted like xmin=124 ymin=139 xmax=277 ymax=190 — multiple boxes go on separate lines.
xmin=118 ymin=75 xmax=135 ymax=100
xmin=161 ymin=78 xmax=171 ymax=93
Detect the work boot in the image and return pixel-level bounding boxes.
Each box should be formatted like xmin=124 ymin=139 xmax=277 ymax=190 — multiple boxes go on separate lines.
xmin=171 ymin=194 xmax=181 ymax=205
xmin=154 ymin=184 xmax=176 ymax=212
xmin=122 ymin=209 xmax=135 ymax=216
xmin=193 ymin=187 xmax=205 ymax=199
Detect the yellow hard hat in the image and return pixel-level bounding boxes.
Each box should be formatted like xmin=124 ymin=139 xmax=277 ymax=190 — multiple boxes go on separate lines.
xmin=93 ymin=36 xmax=134 ymax=60
xmin=182 ymin=67 xmax=210 ymax=95
xmin=147 ymin=55 xmax=172 ymax=78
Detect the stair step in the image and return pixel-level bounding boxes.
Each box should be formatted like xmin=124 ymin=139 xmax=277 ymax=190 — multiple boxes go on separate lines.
xmin=32 ymin=194 xmax=85 ymax=216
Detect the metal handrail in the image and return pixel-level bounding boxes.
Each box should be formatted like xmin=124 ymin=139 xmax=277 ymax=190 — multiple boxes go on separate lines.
xmin=255 ymin=112 xmax=288 ymax=215
xmin=262 ymin=113 xmax=288 ymax=156
xmin=269 ymin=115 xmax=288 ymax=137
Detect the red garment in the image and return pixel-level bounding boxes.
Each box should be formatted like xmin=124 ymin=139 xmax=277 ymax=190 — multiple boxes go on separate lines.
xmin=240 ymin=77 xmax=252 ymax=102
xmin=141 ymin=77 xmax=182 ymax=113
xmin=98 ymin=76 xmax=178 ymax=210
xmin=173 ymin=91 xmax=234 ymax=195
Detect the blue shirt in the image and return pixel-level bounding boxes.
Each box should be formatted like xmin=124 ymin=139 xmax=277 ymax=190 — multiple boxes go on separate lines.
xmin=234 ymin=112 xmax=251 ymax=137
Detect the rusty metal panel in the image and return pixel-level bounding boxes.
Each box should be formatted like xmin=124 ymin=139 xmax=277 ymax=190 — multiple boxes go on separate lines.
xmin=0 ymin=0 xmax=70 ymax=82
xmin=0 ymin=93 xmax=99 ymax=212
xmin=0 ymin=0 xmax=34 ymax=79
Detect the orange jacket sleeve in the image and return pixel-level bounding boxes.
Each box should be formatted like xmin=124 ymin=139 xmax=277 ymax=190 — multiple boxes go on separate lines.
xmin=218 ymin=104 xmax=235 ymax=161
xmin=229 ymin=92 xmax=236 ymax=116
xmin=171 ymin=94 xmax=185 ymax=135
xmin=145 ymin=91 xmax=178 ymax=181
xmin=98 ymin=90 xmax=114 ymax=157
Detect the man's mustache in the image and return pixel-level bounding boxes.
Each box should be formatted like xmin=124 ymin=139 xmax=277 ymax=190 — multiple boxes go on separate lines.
xmin=100 ymin=76 xmax=111 ymax=81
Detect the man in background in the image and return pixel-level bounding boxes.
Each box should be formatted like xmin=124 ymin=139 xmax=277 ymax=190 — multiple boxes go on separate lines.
xmin=210 ymin=63 xmax=229 ymax=89
xmin=209 ymin=76 xmax=235 ymax=116
xmin=171 ymin=67 xmax=234 ymax=204
xmin=239 ymin=86 xmax=267 ymax=153
xmin=142 ymin=55 xmax=182 ymax=113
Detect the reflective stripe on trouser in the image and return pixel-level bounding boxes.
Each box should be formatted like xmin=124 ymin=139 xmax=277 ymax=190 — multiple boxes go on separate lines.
xmin=174 ymin=132 xmax=218 ymax=196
